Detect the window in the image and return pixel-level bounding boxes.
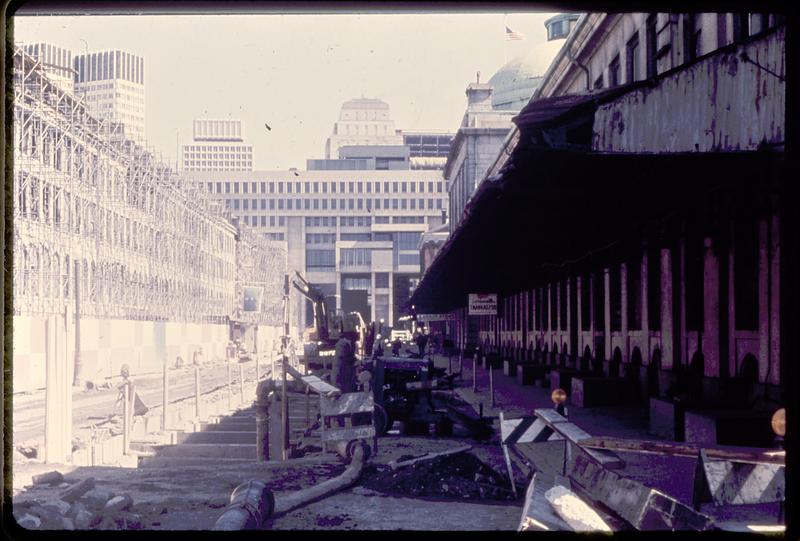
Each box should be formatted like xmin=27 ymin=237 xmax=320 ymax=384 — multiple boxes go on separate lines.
xmin=682 ymin=13 xmax=702 ymax=62
xmin=399 ymin=253 xmax=419 ymax=266
xmin=261 ymin=199 xmax=266 ymax=209
xmin=357 ymin=182 xmax=363 ymax=193
xmin=269 ymin=199 xmax=275 ymax=210
xmin=261 ymin=182 xmax=266 ymax=193
xmin=225 ymin=182 xmax=231 ymax=193
xmin=287 ymin=199 xmax=293 ymax=210
xmin=279 ymin=216 xmax=285 ymax=226
xmin=296 ymin=182 xmax=301 ymax=193
xmin=269 ymin=182 xmax=275 ymax=193
xmin=401 ymin=182 xmax=407 ymax=192
xmin=307 ymin=249 xmax=335 ymax=268
xmin=428 ymin=182 xmax=434 ymax=192
xmin=313 ymin=182 xmax=319 ymax=193
xmin=278 ymin=199 xmax=284 ymax=210
xmin=243 ymin=183 xmax=248 ymax=193
xmin=304 ymin=199 xmax=310 ymax=210
xmin=340 ymin=182 xmax=345 ymax=193
xmin=393 ymin=182 xmax=398 ymax=193
xmin=340 ymin=233 xmax=371 ymax=241
xmin=287 ymin=182 xmax=292 ymax=193
xmin=626 ymin=32 xmax=641 ymax=83
xmin=392 ymin=199 xmax=399 ymax=210
xmin=348 ymin=199 xmax=354 ymax=210
xmin=331 ymin=199 xmax=337 ymax=209
xmin=646 ymin=14 xmax=658 ymax=78
xmin=401 ymin=199 xmax=407 ymax=210
xmin=233 ymin=199 xmax=240 ymax=210
xmin=340 ymin=248 xmax=371 ymax=266
xmin=278 ymin=182 xmax=284 ymax=193
xmin=437 ymin=182 xmax=443 ymax=193
xmin=608 ymin=55 xmax=620 ymax=87
xmin=243 ymin=199 xmax=249 ymax=210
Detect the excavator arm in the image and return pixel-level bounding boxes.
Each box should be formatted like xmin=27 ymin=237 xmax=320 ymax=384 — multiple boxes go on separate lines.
xmin=291 ymin=271 xmax=330 ymax=342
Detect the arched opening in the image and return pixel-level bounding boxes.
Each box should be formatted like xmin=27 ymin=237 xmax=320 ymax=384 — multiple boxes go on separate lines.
xmin=550 ymin=343 xmax=559 ymax=366
xmin=561 ymin=342 xmax=569 ymax=367
xmin=581 ymin=345 xmax=592 ymax=372
xmin=647 ymin=349 xmax=662 ymax=397
xmin=534 ymin=345 xmax=542 ymax=363
xmin=610 ymin=347 xmax=622 ymax=378
xmin=687 ymin=350 xmax=705 ymax=403
xmin=739 ymin=353 xmax=759 ymax=383
xmin=542 ymin=344 xmax=549 ymax=365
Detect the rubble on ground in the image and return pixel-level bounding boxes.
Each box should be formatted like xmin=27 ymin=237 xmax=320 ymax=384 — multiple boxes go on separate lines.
xmin=359 ymin=452 xmax=518 ymax=501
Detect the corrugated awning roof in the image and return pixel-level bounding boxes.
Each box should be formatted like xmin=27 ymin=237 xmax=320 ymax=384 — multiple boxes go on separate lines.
xmin=512 ymin=84 xmax=644 ymax=131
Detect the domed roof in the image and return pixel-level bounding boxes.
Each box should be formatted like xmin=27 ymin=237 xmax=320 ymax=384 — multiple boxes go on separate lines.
xmin=488 ymin=41 xmax=563 ymax=111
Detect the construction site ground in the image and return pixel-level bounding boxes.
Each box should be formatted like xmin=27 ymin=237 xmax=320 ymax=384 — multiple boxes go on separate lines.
xmin=10 ymin=351 xmax=782 ymax=531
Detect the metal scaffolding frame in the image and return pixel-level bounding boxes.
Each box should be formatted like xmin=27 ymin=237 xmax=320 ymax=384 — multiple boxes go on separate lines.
xmin=12 ymin=46 xmax=286 ymax=324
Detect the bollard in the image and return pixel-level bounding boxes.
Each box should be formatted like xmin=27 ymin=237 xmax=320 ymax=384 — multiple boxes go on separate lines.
xmin=472 ymin=352 xmax=478 ymax=392
xmin=194 ymin=365 xmax=201 ymax=419
xmin=255 ymin=380 xmax=271 ymax=462
xmin=281 ymin=356 xmax=289 ymax=461
xmin=123 ymin=382 xmax=130 ymax=454
xmin=227 ymin=361 xmax=233 ymax=409
xmin=239 ymin=363 xmax=245 ymax=405
xmin=162 ymin=357 xmax=169 ymax=431
xmin=489 ymin=364 xmax=495 ymax=407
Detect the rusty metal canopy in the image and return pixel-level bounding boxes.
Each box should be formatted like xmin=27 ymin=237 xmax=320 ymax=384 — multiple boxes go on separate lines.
xmin=408 ymin=148 xmax=782 ymax=314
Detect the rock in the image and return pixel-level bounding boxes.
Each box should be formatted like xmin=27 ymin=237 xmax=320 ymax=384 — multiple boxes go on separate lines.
xmin=58 ymin=483 xmax=70 ymax=488
xmin=13 ymin=450 xmax=29 ymax=464
xmin=62 ymin=517 xmax=75 ymax=530
xmin=124 ymin=513 xmax=143 ymax=530
xmin=42 ymin=500 xmax=71 ymax=515
xmin=17 ymin=514 xmax=41 ymax=529
xmin=81 ymin=488 xmax=113 ymax=510
xmin=103 ymin=494 xmax=133 ymax=513
xmin=67 ymin=501 xmax=88 ymax=519
xmin=73 ymin=509 xmax=96 ymax=529
xmin=59 ymin=477 xmax=95 ymax=503
xmin=32 ymin=471 xmax=64 ymax=485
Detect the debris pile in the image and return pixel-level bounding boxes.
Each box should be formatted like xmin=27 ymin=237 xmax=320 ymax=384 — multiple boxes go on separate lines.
xmin=13 ymin=475 xmax=145 ymax=530
xmin=360 ymin=452 xmax=517 ymax=501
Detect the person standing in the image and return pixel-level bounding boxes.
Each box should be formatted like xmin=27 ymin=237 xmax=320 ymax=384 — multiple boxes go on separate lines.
xmin=332 ymin=335 xmax=356 ymax=393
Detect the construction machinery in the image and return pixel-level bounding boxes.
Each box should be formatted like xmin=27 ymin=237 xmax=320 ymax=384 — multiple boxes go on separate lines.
xmin=290 ymin=271 xmax=365 ymax=362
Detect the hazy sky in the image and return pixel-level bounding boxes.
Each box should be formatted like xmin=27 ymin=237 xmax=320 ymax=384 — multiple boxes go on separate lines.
xmin=13 ymin=11 xmax=563 ymax=170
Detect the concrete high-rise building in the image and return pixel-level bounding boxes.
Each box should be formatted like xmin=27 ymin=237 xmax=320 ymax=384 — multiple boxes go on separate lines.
xmin=402 ymin=131 xmax=454 ymax=170
xmin=19 ymin=42 xmax=75 ymax=93
xmin=73 ymin=49 xmax=145 ymax=143
xmin=324 ymin=98 xmax=404 ymax=159
xmin=182 ymin=119 xmax=253 ymax=171
xmin=187 ymin=168 xmax=448 ymax=329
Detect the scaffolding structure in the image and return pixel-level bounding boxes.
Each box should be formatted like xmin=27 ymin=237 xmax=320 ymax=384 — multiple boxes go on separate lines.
xmin=11 ymin=46 xmax=286 ymax=324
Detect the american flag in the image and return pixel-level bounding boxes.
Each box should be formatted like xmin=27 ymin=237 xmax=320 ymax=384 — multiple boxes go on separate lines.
xmin=505 ymin=26 xmax=525 ymax=40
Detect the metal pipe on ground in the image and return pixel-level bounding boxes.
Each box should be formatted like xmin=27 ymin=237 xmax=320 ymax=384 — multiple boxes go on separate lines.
xmin=212 ymin=440 xmax=369 ymax=530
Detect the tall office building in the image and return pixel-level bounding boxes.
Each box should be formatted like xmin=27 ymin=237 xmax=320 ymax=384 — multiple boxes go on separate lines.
xmin=402 ymin=131 xmax=454 ymax=170
xmin=73 ymin=49 xmax=146 ymax=143
xmin=182 ymin=119 xmax=253 ymax=172
xmin=324 ymin=98 xmax=404 ymax=159
xmin=19 ymin=42 xmax=75 ymax=93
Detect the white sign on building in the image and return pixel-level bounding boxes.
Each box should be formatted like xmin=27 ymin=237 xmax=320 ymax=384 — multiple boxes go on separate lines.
xmin=417 ymin=313 xmax=456 ymax=322
xmin=468 ymin=293 xmax=497 ymax=315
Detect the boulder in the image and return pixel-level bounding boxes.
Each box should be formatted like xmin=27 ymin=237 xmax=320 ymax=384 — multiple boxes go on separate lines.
xmin=73 ymin=509 xmax=97 ymax=529
xmin=17 ymin=514 xmax=41 ymax=529
xmin=81 ymin=489 xmax=114 ymax=510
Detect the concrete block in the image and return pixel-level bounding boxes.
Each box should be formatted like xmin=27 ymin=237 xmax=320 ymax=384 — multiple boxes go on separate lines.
xmin=59 ymin=477 xmax=95 ymax=503
xmin=145 ymin=414 xmax=161 ymax=433
xmin=544 ymin=485 xmax=612 ymax=532
xmin=147 ymin=443 xmax=257 ymax=459
xmin=74 ymin=509 xmax=97 ymax=529
xmin=684 ymin=410 xmax=774 ymax=447
xmin=71 ymin=447 xmax=90 ymax=467
xmin=648 ymin=397 xmax=681 ymax=441
xmin=550 ymin=370 xmax=592 ymax=394
xmin=131 ymin=419 xmax=146 ymax=438
xmin=32 ymin=471 xmax=64 ymax=485
xmin=517 ymin=364 xmax=546 ymax=386
xmin=503 ymin=358 xmax=518 ymax=377
xmin=103 ymin=494 xmax=133 ymax=513
xmin=570 ymin=377 xmax=634 ymax=408
xmin=175 ymin=431 xmax=255 ymax=444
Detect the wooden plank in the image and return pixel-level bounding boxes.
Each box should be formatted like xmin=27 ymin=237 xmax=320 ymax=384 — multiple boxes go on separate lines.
xmin=580 ymin=436 xmax=785 ymax=466
xmin=534 ymin=408 xmax=570 ymax=426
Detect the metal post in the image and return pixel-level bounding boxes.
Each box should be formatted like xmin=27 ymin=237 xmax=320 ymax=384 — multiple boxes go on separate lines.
xmin=227 ymin=361 xmax=233 ymax=409
xmin=472 ymin=352 xmax=478 ymax=392
xmin=255 ymin=354 xmax=260 ymax=382
xmin=162 ymin=355 xmax=169 ymax=431
xmin=255 ymin=381 xmax=270 ymax=462
xmin=194 ymin=365 xmax=201 ymax=419
xmin=72 ymin=260 xmax=83 ymax=387
xmin=281 ymin=356 xmax=289 ymax=460
xmin=489 ymin=364 xmax=495 ymax=407
xmin=123 ymin=382 xmax=130 ymax=454
xmin=239 ymin=363 xmax=245 ymax=405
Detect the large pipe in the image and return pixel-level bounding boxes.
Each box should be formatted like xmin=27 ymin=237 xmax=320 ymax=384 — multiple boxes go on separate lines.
xmin=213 ymin=480 xmax=275 ymax=530
xmin=212 ymin=439 xmax=369 ymax=530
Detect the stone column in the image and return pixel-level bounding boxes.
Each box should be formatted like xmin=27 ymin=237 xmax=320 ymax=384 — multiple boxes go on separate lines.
xmin=604 ymin=268 xmax=612 ymax=362
xmin=660 ymin=248 xmax=675 ymax=370
xmin=620 ymin=263 xmax=629 ymax=363
xmin=768 ymin=209 xmax=780 ymax=386
xmin=576 ymin=276 xmax=583 ymax=354
xmin=566 ymin=279 xmax=572 ymax=362
xmin=703 ymin=236 xmax=721 ymax=378
xmin=757 ymin=218 xmax=770 ymax=383
xmin=727 ymin=220 xmax=737 ymax=379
